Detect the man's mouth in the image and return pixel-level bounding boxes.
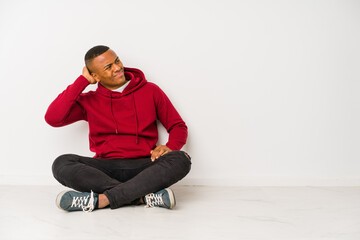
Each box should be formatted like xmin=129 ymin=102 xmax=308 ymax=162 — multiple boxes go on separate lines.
xmin=114 ymin=71 xmax=124 ymax=78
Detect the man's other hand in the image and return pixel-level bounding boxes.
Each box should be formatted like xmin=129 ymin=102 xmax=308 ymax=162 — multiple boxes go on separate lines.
xmin=150 ymin=145 xmax=172 ymax=162
xmin=82 ymin=66 xmax=97 ymax=84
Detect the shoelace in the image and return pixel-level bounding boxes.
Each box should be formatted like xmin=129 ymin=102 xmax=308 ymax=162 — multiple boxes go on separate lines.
xmin=145 ymin=193 xmax=164 ymax=208
xmin=70 ymin=191 xmax=95 ymax=212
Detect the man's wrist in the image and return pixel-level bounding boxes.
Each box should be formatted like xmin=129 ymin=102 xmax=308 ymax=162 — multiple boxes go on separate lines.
xmin=76 ymin=75 xmax=91 ymax=88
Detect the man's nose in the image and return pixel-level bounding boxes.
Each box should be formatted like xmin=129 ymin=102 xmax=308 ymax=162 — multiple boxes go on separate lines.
xmin=112 ymin=63 xmax=121 ymax=72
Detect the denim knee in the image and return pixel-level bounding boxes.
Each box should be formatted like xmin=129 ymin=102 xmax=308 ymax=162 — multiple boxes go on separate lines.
xmin=180 ymin=151 xmax=191 ymax=161
xmin=52 ymin=154 xmax=77 ymax=180
xmin=172 ymin=150 xmax=192 ymax=174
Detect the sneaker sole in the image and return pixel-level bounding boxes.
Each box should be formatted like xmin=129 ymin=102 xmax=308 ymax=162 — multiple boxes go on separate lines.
xmin=165 ymin=188 xmax=176 ymax=209
xmin=56 ymin=190 xmax=71 ymax=210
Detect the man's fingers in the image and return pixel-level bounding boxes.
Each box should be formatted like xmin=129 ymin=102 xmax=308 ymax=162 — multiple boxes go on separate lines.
xmin=154 ymin=145 xmax=162 ymax=152
xmin=156 ymin=149 xmax=165 ymax=159
xmin=151 ymin=148 xmax=159 ymax=161
xmin=151 ymin=151 xmax=156 ymax=161
xmin=151 ymin=145 xmax=164 ymax=161
xmin=151 ymin=150 xmax=163 ymax=161
xmin=150 ymin=145 xmax=172 ymax=162
xmin=150 ymin=145 xmax=162 ymax=155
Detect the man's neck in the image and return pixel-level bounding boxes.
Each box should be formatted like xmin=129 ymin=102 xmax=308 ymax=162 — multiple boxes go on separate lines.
xmin=111 ymin=79 xmax=130 ymax=92
xmin=100 ymin=79 xmax=129 ymax=91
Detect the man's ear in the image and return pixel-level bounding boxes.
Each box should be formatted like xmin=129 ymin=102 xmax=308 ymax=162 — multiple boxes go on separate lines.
xmin=92 ymin=73 xmax=101 ymax=83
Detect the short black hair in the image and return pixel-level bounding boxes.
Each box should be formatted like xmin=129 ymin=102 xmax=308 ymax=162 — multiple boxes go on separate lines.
xmin=84 ymin=45 xmax=109 ymax=62
xmin=84 ymin=45 xmax=109 ymax=73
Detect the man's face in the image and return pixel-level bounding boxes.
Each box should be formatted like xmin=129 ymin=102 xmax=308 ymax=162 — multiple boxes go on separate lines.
xmin=88 ymin=49 xmax=126 ymax=90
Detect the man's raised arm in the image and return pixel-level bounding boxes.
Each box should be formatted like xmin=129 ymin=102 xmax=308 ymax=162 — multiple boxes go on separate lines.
xmin=44 ymin=67 xmax=95 ymax=127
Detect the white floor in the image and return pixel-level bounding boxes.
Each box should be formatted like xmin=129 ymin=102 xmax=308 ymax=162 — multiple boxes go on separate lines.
xmin=0 ymin=185 xmax=360 ymax=240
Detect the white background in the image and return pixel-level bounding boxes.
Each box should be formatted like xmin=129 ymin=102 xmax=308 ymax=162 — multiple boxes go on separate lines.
xmin=0 ymin=0 xmax=359 ymax=186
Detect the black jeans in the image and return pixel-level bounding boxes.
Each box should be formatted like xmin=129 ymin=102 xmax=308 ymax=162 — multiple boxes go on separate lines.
xmin=52 ymin=150 xmax=191 ymax=209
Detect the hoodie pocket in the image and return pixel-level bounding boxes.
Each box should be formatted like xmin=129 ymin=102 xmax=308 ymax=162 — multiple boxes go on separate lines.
xmin=97 ymin=134 xmax=154 ymax=158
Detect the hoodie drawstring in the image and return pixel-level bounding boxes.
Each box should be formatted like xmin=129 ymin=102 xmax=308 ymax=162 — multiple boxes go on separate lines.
xmin=110 ymin=94 xmax=119 ymax=134
xmin=132 ymin=92 xmax=139 ymax=144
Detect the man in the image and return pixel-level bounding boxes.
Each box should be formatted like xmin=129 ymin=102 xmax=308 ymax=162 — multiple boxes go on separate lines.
xmin=45 ymin=45 xmax=191 ymax=212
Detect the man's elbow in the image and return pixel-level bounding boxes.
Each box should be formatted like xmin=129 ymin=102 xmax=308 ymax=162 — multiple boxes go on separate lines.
xmin=170 ymin=121 xmax=187 ymax=132
xmin=44 ymin=111 xmax=63 ymax=127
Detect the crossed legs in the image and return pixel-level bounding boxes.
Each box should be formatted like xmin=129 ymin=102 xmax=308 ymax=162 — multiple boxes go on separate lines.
xmin=52 ymin=151 xmax=191 ymax=209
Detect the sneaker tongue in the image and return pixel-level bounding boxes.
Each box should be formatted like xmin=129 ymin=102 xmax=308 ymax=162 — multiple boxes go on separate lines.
xmin=71 ymin=195 xmax=89 ymax=208
xmin=145 ymin=193 xmax=165 ymax=207
xmin=82 ymin=191 xmax=98 ymax=212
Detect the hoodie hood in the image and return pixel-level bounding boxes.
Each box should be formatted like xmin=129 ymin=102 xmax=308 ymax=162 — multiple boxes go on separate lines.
xmin=96 ymin=67 xmax=147 ymax=98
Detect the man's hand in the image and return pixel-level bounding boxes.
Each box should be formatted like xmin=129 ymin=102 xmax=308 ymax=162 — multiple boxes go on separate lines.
xmin=150 ymin=145 xmax=172 ymax=162
xmin=82 ymin=66 xmax=97 ymax=84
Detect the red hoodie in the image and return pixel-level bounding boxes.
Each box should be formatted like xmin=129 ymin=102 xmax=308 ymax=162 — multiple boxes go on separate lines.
xmin=45 ymin=67 xmax=188 ymax=159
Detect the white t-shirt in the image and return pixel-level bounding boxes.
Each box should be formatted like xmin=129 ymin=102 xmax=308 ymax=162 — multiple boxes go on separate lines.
xmin=112 ymin=80 xmax=131 ymax=93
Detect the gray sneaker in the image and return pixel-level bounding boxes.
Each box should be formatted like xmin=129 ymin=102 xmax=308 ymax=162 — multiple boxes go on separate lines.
xmin=56 ymin=190 xmax=98 ymax=212
xmin=144 ymin=188 xmax=176 ymax=209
